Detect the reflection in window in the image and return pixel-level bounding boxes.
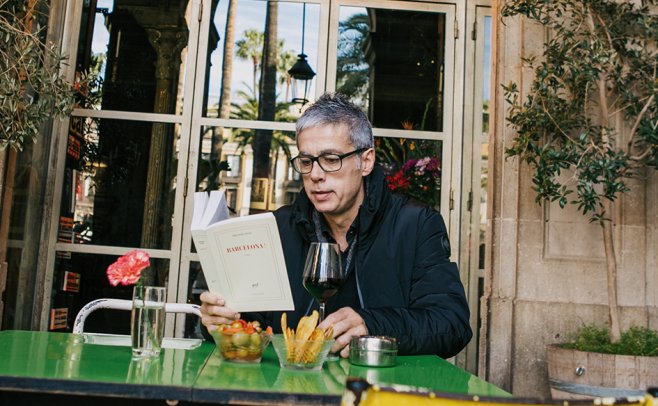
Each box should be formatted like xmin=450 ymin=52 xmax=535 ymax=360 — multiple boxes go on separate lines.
xmin=204 ymin=0 xmax=320 ymax=120
xmin=60 ymin=117 xmax=179 ymax=249
xmin=185 ymin=261 xmax=206 ymax=338
xmin=225 ymin=188 xmax=238 ymax=213
xmin=74 ymin=0 xmax=190 ymax=114
xmin=196 ymin=126 xmax=299 ymax=216
xmin=225 ymin=154 xmax=241 ymax=178
xmin=49 ymin=252 xmax=169 ymax=333
xmin=376 ymin=137 xmax=442 ymax=208
xmin=337 ymin=7 xmax=446 ymax=132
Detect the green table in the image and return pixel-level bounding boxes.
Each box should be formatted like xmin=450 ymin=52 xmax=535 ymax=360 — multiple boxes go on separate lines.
xmin=0 ymin=330 xmax=509 ymax=404
xmin=0 ymin=330 xmax=212 ymax=402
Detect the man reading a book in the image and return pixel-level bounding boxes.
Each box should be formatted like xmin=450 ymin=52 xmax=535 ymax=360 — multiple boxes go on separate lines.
xmin=200 ymin=92 xmax=472 ymax=358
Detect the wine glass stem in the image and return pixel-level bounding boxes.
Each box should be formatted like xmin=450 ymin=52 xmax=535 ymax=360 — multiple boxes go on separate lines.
xmin=319 ymin=302 xmax=326 ymax=322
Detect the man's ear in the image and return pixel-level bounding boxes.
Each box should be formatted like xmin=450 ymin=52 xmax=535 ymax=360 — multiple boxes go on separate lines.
xmin=360 ymin=148 xmax=376 ymax=176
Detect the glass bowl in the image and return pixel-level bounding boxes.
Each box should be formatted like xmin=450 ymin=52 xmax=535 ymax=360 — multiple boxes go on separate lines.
xmin=271 ymin=334 xmax=335 ymax=371
xmin=211 ymin=329 xmax=271 ymax=363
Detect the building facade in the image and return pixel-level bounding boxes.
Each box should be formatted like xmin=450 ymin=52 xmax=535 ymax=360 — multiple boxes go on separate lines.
xmin=481 ymin=1 xmax=658 ymax=397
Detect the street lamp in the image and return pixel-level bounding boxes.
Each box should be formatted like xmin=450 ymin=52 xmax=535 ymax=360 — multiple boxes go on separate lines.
xmin=288 ymin=4 xmax=315 ymax=107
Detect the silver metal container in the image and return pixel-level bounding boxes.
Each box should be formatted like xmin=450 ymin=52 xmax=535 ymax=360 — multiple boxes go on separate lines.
xmin=349 ymin=336 xmax=397 ymax=367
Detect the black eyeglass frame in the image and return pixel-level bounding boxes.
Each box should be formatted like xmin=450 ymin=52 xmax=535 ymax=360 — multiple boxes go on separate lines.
xmin=290 ymin=147 xmax=369 ymax=174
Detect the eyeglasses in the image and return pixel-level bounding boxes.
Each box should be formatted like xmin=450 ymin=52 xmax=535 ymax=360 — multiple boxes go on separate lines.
xmin=290 ymin=148 xmax=368 ymax=174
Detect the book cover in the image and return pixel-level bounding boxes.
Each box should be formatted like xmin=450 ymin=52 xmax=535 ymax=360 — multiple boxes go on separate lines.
xmin=191 ymin=190 xmax=294 ymax=312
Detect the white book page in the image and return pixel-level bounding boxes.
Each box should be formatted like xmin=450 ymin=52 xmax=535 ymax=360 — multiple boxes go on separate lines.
xmin=191 ymin=192 xmax=209 ymax=230
xmin=206 ymin=213 xmax=293 ymax=312
xmin=199 ymin=189 xmax=230 ymax=229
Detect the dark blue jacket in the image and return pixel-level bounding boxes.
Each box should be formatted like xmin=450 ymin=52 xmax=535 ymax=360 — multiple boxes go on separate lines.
xmin=248 ymin=165 xmax=472 ymax=358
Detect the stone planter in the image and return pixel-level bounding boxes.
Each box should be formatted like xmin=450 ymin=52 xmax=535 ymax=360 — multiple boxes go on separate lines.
xmin=547 ymin=344 xmax=658 ymax=399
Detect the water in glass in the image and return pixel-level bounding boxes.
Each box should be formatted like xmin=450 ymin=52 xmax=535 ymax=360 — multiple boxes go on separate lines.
xmin=131 ymin=286 xmax=166 ymax=358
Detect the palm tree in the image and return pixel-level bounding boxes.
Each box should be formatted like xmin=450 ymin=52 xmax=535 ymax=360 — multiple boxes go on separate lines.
xmin=229 ymin=88 xmax=295 ymax=160
xmin=235 ymin=29 xmax=263 ymax=96
xmin=218 ymin=0 xmax=237 ymax=123
xmin=336 ymin=13 xmax=370 ymax=106
xmin=250 ymin=0 xmax=279 ymax=212
xmin=235 ymin=29 xmax=294 ymax=104
xmin=277 ymin=49 xmax=297 ymax=103
xmin=208 ymin=0 xmax=238 ymax=190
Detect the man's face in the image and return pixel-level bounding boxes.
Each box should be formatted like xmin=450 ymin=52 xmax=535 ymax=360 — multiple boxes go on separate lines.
xmin=296 ymin=124 xmax=374 ymax=219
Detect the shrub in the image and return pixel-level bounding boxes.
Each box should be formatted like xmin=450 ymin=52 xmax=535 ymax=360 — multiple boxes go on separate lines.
xmin=562 ymin=325 xmax=658 ymax=356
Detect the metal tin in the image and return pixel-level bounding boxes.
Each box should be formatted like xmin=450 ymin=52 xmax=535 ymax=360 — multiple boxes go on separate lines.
xmin=349 ymin=336 xmax=397 ymax=367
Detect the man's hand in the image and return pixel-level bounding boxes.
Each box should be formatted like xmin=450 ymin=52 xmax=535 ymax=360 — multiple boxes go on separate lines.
xmin=199 ymin=291 xmax=241 ymax=332
xmin=318 ymin=307 xmax=368 ymax=358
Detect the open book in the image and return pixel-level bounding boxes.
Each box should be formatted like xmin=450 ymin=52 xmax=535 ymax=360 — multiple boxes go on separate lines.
xmin=191 ymin=190 xmax=294 ymax=312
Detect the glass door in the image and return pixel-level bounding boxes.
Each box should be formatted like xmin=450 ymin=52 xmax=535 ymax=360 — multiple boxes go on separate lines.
xmin=42 ymin=0 xmax=466 ymax=340
xmin=176 ymin=0 xmax=329 ymax=336
xmin=42 ymin=0 xmax=204 ymax=334
xmin=326 ymin=0 xmax=458 ymax=232
xmin=176 ymin=0 xmax=460 ymax=337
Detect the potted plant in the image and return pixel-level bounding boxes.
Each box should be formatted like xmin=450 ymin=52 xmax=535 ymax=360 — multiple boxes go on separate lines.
xmin=0 ymin=0 xmax=77 ymax=326
xmin=501 ymin=0 xmax=658 ymax=398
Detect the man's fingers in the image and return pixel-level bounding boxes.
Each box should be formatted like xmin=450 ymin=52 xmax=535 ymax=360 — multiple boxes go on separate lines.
xmin=317 ymin=313 xmax=337 ymax=332
xmin=340 ymin=345 xmax=350 ymax=359
xmin=200 ymin=291 xmax=224 ymax=305
xmin=331 ymin=320 xmax=368 ymax=354
xmin=199 ymin=290 xmax=240 ymax=330
xmin=321 ymin=307 xmax=368 ymax=354
xmin=202 ymin=318 xmax=219 ymax=332
xmin=331 ymin=324 xmax=366 ymax=354
xmin=202 ymin=315 xmax=228 ymax=328
xmin=201 ymin=304 xmax=240 ymax=319
xmin=319 ymin=307 xmax=364 ymax=333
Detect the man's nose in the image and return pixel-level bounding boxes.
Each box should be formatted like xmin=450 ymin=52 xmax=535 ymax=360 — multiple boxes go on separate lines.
xmin=308 ymin=160 xmax=325 ymax=180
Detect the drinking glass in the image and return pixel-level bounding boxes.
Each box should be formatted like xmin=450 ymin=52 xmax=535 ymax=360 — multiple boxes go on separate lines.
xmin=302 ymin=242 xmax=344 ymax=322
xmin=130 ymin=286 xmax=166 ymax=358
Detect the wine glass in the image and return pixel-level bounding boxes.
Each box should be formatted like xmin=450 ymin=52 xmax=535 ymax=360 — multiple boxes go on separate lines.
xmin=302 ymin=242 xmax=344 ymax=322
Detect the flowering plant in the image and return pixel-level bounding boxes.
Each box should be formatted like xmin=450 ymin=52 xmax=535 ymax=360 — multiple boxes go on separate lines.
xmin=385 ymin=156 xmax=441 ymax=207
xmin=106 ymin=249 xmax=150 ymax=287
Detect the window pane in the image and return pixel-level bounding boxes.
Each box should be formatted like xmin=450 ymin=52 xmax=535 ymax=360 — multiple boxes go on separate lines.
xmin=74 ymin=0 xmax=190 ymax=114
xmin=376 ymin=137 xmax=443 ymax=209
xmin=204 ymin=0 xmax=320 ymax=120
xmin=195 ymin=129 xmax=443 ymax=216
xmin=184 ymin=261 xmax=205 ymax=338
xmin=60 ymin=117 xmax=180 ymax=249
xmin=337 ymin=7 xmax=446 ymax=132
xmin=49 ymin=252 xmax=169 ymax=333
xmin=3 ymin=140 xmax=50 ymax=329
xmin=196 ymin=126 xmax=299 ymax=215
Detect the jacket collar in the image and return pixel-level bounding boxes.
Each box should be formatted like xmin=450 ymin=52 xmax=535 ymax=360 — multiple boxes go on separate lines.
xmin=292 ymin=165 xmax=390 ymax=241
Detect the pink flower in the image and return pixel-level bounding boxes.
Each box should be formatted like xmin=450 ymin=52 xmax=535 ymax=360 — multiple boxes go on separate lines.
xmin=402 ymin=159 xmax=418 ymax=172
xmin=384 ymin=155 xmax=442 ymax=207
xmin=425 ymin=157 xmax=440 ymax=172
xmin=106 ymin=249 xmax=150 ymax=286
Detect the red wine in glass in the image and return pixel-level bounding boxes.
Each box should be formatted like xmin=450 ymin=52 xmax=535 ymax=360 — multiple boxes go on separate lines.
xmin=302 ymin=242 xmax=344 ymax=322
xmin=303 ymin=277 xmax=342 ymax=303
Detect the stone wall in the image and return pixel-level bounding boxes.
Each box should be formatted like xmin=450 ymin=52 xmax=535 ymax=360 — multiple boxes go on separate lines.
xmin=481 ymin=2 xmax=658 ymax=397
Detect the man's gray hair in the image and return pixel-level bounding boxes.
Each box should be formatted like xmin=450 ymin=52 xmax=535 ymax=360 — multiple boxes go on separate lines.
xmin=296 ymin=92 xmax=374 ymax=149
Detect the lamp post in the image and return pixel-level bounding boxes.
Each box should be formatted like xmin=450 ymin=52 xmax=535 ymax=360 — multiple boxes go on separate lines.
xmin=288 ymin=4 xmax=315 ymax=107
